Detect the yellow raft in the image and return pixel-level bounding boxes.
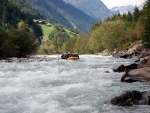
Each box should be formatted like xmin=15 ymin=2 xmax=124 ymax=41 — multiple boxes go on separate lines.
xmin=60 ymin=53 xmax=80 ymax=60
xmin=67 ymin=56 xmax=79 ymax=60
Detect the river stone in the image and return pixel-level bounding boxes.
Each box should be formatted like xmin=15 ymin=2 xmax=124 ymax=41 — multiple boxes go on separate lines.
xmin=113 ymin=63 xmax=138 ymax=72
xmin=110 ymin=90 xmax=150 ymax=106
xmin=139 ymin=51 xmax=150 ymax=59
xmin=138 ymin=56 xmax=150 ymax=68
xmin=128 ymin=67 xmax=150 ymax=82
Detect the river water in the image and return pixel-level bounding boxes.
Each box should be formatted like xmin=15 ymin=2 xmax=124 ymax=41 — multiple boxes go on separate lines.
xmin=0 ymin=55 xmax=150 ymax=113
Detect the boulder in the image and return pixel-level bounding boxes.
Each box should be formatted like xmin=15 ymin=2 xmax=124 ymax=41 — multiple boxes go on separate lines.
xmin=113 ymin=63 xmax=138 ymax=72
xmin=112 ymin=52 xmax=120 ymax=58
xmin=119 ymin=44 xmax=143 ymax=58
xmin=127 ymin=44 xmax=143 ymax=54
xmin=99 ymin=49 xmax=111 ymax=56
xmin=112 ymin=43 xmax=150 ymax=59
xmin=139 ymin=51 xmax=150 ymax=59
xmin=138 ymin=56 xmax=150 ymax=68
xmin=120 ymin=53 xmax=132 ymax=59
xmin=110 ymin=90 xmax=150 ymax=106
xmin=121 ymin=67 xmax=150 ymax=83
xmin=113 ymin=64 xmax=125 ymax=72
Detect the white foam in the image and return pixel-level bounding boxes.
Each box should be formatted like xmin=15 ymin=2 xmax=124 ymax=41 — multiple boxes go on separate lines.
xmin=0 ymin=55 xmax=149 ymax=113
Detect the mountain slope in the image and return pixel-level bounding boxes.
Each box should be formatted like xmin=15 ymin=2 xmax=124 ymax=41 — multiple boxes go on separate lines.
xmin=0 ymin=0 xmax=43 ymax=58
xmin=8 ymin=0 xmax=42 ymax=19
xmin=0 ymin=0 xmax=43 ymax=37
xmin=25 ymin=0 xmax=97 ymax=32
xmin=63 ymin=0 xmax=113 ymax=21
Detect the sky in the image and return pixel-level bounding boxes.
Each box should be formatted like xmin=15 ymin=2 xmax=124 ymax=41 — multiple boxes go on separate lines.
xmin=101 ymin=0 xmax=146 ymax=9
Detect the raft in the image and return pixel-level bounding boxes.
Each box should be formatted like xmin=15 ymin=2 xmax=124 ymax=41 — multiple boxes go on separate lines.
xmin=67 ymin=56 xmax=79 ymax=60
xmin=60 ymin=53 xmax=79 ymax=60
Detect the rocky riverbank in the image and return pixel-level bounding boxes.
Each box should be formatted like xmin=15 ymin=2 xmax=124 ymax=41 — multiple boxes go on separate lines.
xmin=113 ymin=44 xmax=150 ymax=83
xmin=0 ymin=55 xmax=60 ymax=62
xmin=110 ymin=44 xmax=150 ymax=106
xmin=110 ymin=90 xmax=150 ymax=106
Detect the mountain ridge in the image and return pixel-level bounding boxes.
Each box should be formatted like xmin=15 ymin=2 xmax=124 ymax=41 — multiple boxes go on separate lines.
xmin=63 ymin=0 xmax=113 ymax=21
xmin=111 ymin=4 xmax=144 ymax=15
xmin=25 ymin=0 xmax=97 ymax=32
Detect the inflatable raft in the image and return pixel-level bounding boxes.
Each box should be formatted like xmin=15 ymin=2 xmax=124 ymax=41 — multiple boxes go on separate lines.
xmin=60 ymin=53 xmax=79 ymax=60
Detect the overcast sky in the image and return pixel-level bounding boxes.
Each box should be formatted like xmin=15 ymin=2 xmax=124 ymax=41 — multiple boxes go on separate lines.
xmin=101 ymin=0 xmax=146 ymax=9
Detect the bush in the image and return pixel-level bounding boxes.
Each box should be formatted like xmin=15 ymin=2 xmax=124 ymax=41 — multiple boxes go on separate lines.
xmin=0 ymin=28 xmax=37 ymax=58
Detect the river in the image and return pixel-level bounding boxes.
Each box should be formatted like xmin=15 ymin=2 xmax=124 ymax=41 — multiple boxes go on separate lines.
xmin=0 ymin=55 xmax=150 ymax=113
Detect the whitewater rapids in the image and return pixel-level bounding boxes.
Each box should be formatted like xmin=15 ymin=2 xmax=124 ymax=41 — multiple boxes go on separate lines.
xmin=0 ymin=55 xmax=149 ymax=113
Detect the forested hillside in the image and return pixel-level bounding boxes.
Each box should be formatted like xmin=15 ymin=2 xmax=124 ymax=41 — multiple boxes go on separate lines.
xmin=0 ymin=0 xmax=43 ymax=36
xmin=1 ymin=0 xmax=150 ymax=57
xmin=37 ymin=23 xmax=82 ymax=54
xmin=142 ymin=0 xmax=150 ymax=48
xmin=71 ymin=6 xmax=143 ymax=54
xmin=0 ymin=0 xmax=43 ymax=58
xmin=8 ymin=0 xmax=42 ymax=19
xmin=25 ymin=0 xmax=96 ymax=33
xmin=51 ymin=0 xmax=150 ymax=54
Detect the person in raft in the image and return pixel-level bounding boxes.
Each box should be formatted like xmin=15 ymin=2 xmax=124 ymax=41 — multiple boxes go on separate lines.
xmin=61 ymin=52 xmax=71 ymax=59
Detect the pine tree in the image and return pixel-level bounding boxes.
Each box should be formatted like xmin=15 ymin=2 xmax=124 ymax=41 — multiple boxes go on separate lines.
xmin=142 ymin=0 xmax=150 ymax=48
xmin=122 ymin=14 xmax=127 ymax=21
xmin=133 ymin=6 xmax=140 ymax=22
xmin=127 ymin=11 xmax=133 ymax=22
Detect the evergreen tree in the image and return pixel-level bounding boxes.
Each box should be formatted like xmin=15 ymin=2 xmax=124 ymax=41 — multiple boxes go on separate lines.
xmin=127 ymin=11 xmax=133 ymax=22
xmin=0 ymin=0 xmax=43 ymax=58
xmin=142 ymin=0 xmax=150 ymax=48
xmin=122 ymin=14 xmax=127 ymax=21
xmin=133 ymin=6 xmax=140 ymax=22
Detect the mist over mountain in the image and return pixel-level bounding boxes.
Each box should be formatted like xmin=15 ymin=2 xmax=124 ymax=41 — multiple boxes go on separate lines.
xmin=63 ymin=0 xmax=113 ymax=21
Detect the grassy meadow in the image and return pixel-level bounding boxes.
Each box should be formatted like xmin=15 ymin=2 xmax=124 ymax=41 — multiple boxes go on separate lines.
xmin=37 ymin=24 xmax=80 ymax=55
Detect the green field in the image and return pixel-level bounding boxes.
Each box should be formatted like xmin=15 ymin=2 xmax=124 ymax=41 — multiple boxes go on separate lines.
xmin=41 ymin=24 xmax=78 ymax=41
xmin=41 ymin=25 xmax=54 ymax=41
xmin=38 ymin=24 xmax=81 ymax=54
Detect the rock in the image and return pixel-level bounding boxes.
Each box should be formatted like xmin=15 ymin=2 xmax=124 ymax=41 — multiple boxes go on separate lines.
xmin=121 ymin=67 xmax=150 ymax=83
xmin=138 ymin=56 xmax=150 ymax=68
xmin=130 ymin=44 xmax=143 ymax=52
xmin=113 ymin=63 xmax=138 ymax=72
xmin=110 ymin=90 xmax=150 ymax=106
xmin=120 ymin=53 xmax=131 ymax=58
xmin=139 ymin=51 xmax=150 ymax=59
xmin=119 ymin=44 xmax=143 ymax=59
xmin=112 ymin=52 xmax=120 ymax=58
xmin=116 ymin=44 xmax=150 ymax=59
xmin=113 ymin=64 xmax=125 ymax=72
xmin=105 ymin=70 xmax=110 ymax=73
xmin=98 ymin=49 xmax=111 ymax=56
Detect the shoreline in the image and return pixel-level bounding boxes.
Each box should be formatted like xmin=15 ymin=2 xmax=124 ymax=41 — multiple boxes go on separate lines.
xmin=0 ymin=54 xmax=113 ymax=62
xmin=0 ymin=55 xmax=61 ymax=62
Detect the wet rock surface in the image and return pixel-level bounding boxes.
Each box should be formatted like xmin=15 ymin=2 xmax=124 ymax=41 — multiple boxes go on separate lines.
xmin=113 ymin=64 xmax=138 ymax=72
xmin=119 ymin=56 xmax=150 ymax=83
xmin=110 ymin=90 xmax=150 ymax=106
xmin=110 ymin=44 xmax=150 ymax=107
xmin=121 ymin=67 xmax=150 ymax=83
xmin=138 ymin=56 xmax=150 ymax=68
xmin=112 ymin=44 xmax=150 ymax=59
